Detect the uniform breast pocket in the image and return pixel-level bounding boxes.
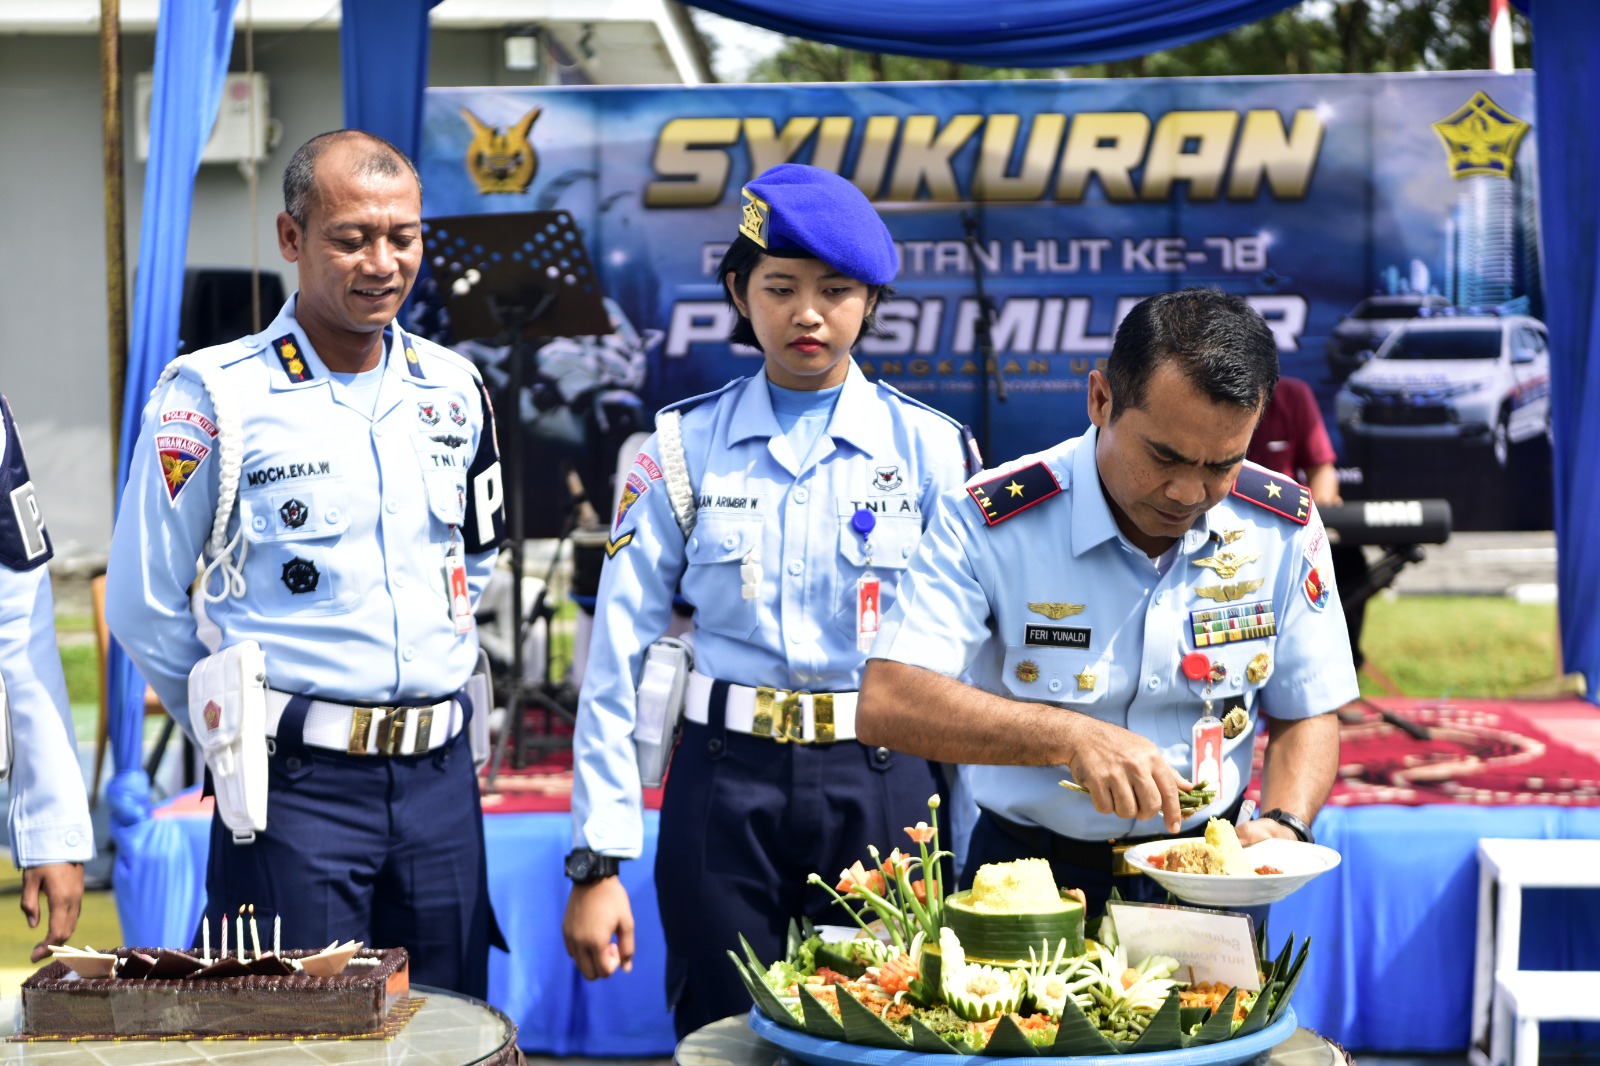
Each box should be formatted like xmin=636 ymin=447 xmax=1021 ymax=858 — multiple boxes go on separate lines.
xmin=833 ymin=513 xmax=918 ymax=637
xmin=422 ymin=467 xmax=467 ymax=530
xmin=239 ymin=482 xmax=352 ymax=610
xmin=1001 ymin=646 xmax=1115 ymax=714
xmin=682 ymin=514 xmax=764 ymax=639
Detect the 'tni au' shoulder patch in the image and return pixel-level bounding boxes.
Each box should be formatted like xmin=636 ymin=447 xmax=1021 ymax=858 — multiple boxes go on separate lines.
xmin=1230 ymin=464 xmax=1311 ymax=525
xmin=967 ymin=462 xmax=1061 ymax=527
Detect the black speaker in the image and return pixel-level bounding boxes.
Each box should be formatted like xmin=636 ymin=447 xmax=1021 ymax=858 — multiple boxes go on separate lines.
xmin=177 ymin=268 xmax=287 ymax=354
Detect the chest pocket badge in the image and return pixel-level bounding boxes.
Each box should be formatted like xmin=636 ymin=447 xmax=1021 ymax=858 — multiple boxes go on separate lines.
xmin=240 ymin=485 xmax=350 ymax=543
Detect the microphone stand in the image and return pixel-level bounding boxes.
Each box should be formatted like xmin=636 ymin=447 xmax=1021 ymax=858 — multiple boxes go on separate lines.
xmin=963 ymin=210 xmax=1005 ymax=463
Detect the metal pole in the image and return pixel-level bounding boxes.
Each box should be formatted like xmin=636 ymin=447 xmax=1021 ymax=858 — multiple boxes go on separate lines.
xmin=101 ymin=0 xmax=127 ymax=481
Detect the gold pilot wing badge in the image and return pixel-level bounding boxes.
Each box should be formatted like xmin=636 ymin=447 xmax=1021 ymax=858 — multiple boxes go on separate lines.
xmin=1029 ymin=602 xmax=1085 ymax=620
xmin=1191 ymin=551 xmax=1262 ymax=580
xmin=1194 ymin=578 xmax=1266 ymax=603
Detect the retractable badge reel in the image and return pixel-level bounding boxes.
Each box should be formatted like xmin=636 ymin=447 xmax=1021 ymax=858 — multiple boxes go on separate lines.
xmin=445 ymin=528 xmax=474 ymax=634
xmin=852 ymin=508 xmax=881 ymax=652
xmin=1182 ymin=651 xmax=1224 ymax=791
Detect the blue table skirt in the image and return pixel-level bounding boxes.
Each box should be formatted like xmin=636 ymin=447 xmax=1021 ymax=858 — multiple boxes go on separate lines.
xmin=116 ymin=796 xmax=1600 ymax=1055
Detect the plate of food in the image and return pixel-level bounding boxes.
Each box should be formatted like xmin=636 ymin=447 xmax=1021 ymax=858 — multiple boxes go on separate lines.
xmin=1123 ymin=820 xmax=1341 ymax=908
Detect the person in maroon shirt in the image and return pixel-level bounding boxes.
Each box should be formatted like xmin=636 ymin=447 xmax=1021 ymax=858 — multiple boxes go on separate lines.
xmin=1247 ymin=377 xmax=1371 ymax=668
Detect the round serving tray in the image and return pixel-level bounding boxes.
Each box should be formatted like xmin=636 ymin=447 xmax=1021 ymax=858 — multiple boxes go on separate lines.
xmin=748 ymin=1004 xmax=1299 ymax=1066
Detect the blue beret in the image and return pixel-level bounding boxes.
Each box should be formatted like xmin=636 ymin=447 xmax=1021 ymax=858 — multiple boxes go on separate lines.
xmin=738 ymin=164 xmax=899 ymax=286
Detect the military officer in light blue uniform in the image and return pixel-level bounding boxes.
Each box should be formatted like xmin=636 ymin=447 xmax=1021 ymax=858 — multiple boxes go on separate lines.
xmin=563 ymin=164 xmax=975 ymax=1036
xmin=0 ymin=395 xmax=93 ymax=962
xmin=860 ymin=288 xmax=1358 ymax=913
xmin=106 ymin=131 xmax=504 ymax=995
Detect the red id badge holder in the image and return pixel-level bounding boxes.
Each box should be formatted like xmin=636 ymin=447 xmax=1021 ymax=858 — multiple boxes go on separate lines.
xmin=851 ymin=507 xmax=881 ymax=652
xmin=446 ymin=531 xmax=473 ymax=634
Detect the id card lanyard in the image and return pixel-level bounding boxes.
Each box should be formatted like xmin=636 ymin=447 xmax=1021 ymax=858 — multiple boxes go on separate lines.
xmin=445 ymin=527 xmax=474 ymax=634
xmin=1181 ymin=651 xmax=1225 ymax=789
xmin=851 ymin=508 xmax=881 ymax=652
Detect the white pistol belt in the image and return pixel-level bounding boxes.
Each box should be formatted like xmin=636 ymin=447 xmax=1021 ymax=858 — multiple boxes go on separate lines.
xmin=264 ymin=691 xmax=462 ymax=756
xmin=683 ymin=672 xmax=858 ymax=744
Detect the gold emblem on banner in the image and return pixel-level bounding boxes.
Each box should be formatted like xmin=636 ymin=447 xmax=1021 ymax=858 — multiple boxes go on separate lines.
xmin=462 ymin=106 xmax=542 ymax=194
xmin=1194 ymin=578 xmax=1266 ymax=603
xmin=1432 ymin=91 xmax=1530 ymax=181
xmin=1028 ymin=602 xmax=1085 ymax=620
xmin=1192 ymin=551 xmax=1261 ymax=580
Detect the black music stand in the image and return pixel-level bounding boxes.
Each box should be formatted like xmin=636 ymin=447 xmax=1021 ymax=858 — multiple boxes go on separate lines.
xmin=423 ymin=212 xmax=611 ymax=785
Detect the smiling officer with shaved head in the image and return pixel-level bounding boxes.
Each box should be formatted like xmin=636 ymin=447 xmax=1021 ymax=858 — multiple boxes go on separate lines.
xmin=106 ymin=130 xmax=505 ymax=995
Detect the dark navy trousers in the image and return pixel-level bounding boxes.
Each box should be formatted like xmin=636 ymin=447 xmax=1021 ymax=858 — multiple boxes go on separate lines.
xmin=655 ymin=683 xmax=945 ymax=1040
xmin=200 ymin=698 xmax=494 ymax=999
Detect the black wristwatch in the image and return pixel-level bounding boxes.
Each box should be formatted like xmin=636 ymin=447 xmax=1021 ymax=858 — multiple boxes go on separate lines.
xmin=565 ymin=848 xmax=620 ymax=884
xmin=1259 ymin=809 xmax=1314 ymax=845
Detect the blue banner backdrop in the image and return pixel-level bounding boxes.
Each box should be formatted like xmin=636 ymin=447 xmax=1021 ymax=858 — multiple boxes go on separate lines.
xmin=419 ymin=72 xmax=1548 ymax=533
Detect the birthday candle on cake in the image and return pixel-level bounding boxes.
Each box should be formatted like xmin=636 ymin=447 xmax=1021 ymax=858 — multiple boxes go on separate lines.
xmin=273 ymin=914 xmax=280 ymax=959
xmin=236 ymin=906 xmax=245 ymax=963
xmin=248 ymin=904 xmax=262 ymax=961
xmin=221 ymin=914 xmax=228 ymax=960
xmin=202 ymin=914 xmax=210 ymax=962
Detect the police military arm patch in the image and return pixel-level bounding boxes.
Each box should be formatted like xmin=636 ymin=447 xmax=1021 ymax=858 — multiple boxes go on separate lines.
xmin=463 ymin=383 xmax=505 ymax=553
xmin=966 ymin=462 xmax=1061 ymax=527
xmin=1230 ymin=464 xmax=1311 ymax=525
xmin=0 ymin=396 xmax=52 ymax=571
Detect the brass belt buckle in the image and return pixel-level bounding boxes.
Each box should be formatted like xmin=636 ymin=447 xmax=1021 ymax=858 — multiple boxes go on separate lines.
xmin=752 ymin=687 xmax=816 ymax=743
xmin=348 ymin=708 xmax=374 ymax=754
xmin=1111 ymin=842 xmax=1140 ymax=878
xmin=753 ymin=686 xmax=779 ymax=740
xmin=375 ymin=707 xmax=409 ymax=756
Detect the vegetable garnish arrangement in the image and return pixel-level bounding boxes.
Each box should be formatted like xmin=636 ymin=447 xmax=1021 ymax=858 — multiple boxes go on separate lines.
xmin=727 ymin=796 xmax=1311 ymax=1057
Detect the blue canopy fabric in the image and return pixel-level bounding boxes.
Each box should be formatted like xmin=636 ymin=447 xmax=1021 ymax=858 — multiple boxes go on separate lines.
xmin=679 ymin=0 xmax=1301 ymax=66
xmin=340 ymin=0 xmax=447 ymax=162
xmin=1528 ymin=0 xmax=1600 ymax=701
xmin=109 ymin=0 xmax=238 ymax=927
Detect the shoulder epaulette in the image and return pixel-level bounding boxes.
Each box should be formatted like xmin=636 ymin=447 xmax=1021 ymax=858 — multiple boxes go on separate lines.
xmin=658 ymin=377 xmax=743 ymax=418
xmin=966 ymin=461 xmax=1061 ymax=527
xmin=1231 ymin=463 xmax=1311 ymax=525
xmin=874 ymin=380 xmax=982 ymax=473
xmin=406 ymin=334 xmax=484 ymax=383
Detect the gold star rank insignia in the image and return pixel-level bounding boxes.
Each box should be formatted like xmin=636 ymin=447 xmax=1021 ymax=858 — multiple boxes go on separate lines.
xmin=272 ymin=334 xmax=314 ymax=382
xmin=966 ymin=462 xmax=1062 ymax=527
xmin=1075 ymin=669 xmax=1096 ymax=691
xmin=1192 ymin=551 xmax=1261 ymax=580
xmin=403 ymin=343 xmax=426 ymax=379
xmin=1015 ymin=660 xmax=1039 ymax=683
xmin=1028 ymin=602 xmax=1085 ymax=620
xmin=1230 ymin=464 xmax=1311 ymax=526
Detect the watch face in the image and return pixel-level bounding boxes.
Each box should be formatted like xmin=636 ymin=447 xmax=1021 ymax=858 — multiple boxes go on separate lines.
xmin=566 ymin=852 xmax=593 ymax=880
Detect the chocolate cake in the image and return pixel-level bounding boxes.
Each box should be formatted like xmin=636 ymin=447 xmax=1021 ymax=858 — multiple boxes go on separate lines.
xmin=19 ymin=947 xmax=410 ymax=1039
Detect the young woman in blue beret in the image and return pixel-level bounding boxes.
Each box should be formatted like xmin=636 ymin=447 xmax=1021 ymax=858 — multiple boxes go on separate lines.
xmin=563 ymin=163 xmax=975 ymax=1036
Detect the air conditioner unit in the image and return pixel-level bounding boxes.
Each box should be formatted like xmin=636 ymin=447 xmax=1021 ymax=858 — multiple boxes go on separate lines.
xmin=134 ymin=72 xmax=274 ymax=164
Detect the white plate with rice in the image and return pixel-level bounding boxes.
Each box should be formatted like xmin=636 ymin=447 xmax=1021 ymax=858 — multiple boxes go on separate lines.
xmin=1123 ymin=836 xmax=1342 ymax=906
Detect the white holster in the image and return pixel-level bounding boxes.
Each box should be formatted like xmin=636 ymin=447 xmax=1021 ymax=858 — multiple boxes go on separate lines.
xmin=467 ymin=649 xmax=492 ymax=770
xmin=0 ymin=672 xmax=10 ymax=780
xmin=634 ymin=637 xmax=693 ymax=788
xmin=188 ymin=641 xmax=269 ymax=844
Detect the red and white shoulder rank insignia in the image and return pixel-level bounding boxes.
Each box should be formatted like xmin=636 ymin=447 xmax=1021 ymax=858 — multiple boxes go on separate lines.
xmin=1231 ymin=464 xmax=1311 ymax=525
xmin=967 ymin=462 xmax=1061 ymax=527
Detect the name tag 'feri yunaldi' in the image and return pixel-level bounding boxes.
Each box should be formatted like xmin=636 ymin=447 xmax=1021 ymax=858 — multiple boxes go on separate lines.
xmin=1024 ymin=624 xmax=1092 ymax=648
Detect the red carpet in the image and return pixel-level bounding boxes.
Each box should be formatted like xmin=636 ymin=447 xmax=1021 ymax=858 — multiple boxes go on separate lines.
xmin=1246 ymin=696 xmax=1600 ymax=807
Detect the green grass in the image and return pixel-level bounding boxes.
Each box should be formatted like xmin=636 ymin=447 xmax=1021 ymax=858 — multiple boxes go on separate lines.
xmin=1358 ymin=595 xmax=1559 ymax=698
xmin=60 ymin=643 xmax=98 ymax=706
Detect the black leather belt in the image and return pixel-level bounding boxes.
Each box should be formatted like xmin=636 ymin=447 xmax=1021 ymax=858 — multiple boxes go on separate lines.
xmin=980 ymin=793 xmax=1246 ymax=876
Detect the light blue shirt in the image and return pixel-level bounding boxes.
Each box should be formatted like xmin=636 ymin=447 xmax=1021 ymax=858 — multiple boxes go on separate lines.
xmin=105 ymin=297 xmax=501 ymax=726
xmin=572 ymin=362 xmax=969 ymax=857
xmin=0 ymin=397 xmax=93 ymax=866
xmin=871 ymin=427 xmax=1359 ymax=842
